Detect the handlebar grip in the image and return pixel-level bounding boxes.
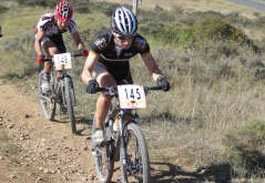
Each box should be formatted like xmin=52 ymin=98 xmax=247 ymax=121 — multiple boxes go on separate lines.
xmin=43 ymin=58 xmax=52 ymax=62
xmin=72 ymin=53 xmax=83 ymax=57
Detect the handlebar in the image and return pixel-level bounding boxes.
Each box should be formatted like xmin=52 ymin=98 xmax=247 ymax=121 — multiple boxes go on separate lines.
xmin=43 ymin=52 xmax=83 ymax=62
xmin=93 ymin=85 xmax=163 ymax=97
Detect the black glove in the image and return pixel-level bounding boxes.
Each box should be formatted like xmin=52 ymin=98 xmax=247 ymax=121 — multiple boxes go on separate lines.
xmin=86 ymin=79 xmax=99 ymax=94
xmin=156 ymin=77 xmax=170 ymax=92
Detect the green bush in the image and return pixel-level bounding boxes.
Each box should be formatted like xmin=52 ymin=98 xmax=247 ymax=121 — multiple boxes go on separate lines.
xmin=223 ymin=120 xmax=265 ymax=177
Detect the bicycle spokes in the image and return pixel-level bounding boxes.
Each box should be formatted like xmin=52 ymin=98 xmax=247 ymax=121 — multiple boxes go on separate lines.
xmin=124 ymin=131 xmax=144 ymax=181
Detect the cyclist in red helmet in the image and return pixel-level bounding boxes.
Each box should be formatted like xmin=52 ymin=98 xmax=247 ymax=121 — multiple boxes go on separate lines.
xmin=34 ymin=0 xmax=88 ymax=93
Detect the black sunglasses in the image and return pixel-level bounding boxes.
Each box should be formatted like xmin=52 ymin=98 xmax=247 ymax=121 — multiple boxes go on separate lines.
xmin=112 ymin=31 xmax=134 ymax=41
xmin=117 ymin=35 xmax=134 ymax=41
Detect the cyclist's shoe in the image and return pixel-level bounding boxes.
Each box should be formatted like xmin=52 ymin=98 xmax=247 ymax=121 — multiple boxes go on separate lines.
xmin=41 ymin=81 xmax=50 ymax=93
xmin=92 ymin=128 xmax=104 ymax=146
xmin=41 ymin=72 xmax=51 ymax=94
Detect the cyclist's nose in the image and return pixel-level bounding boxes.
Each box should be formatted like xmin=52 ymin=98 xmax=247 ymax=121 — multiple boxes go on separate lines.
xmin=61 ymin=22 xmax=67 ymax=28
xmin=122 ymin=40 xmax=131 ymax=48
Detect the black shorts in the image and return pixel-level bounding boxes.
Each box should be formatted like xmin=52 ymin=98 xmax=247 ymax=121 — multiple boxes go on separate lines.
xmin=38 ymin=33 xmax=66 ymax=53
xmin=48 ymin=34 xmax=66 ymax=53
xmin=94 ymin=62 xmax=133 ymax=85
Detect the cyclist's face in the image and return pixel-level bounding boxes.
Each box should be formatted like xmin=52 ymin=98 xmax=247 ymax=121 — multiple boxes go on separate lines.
xmin=113 ymin=34 xmax=134 ymax=50
xmin=57 ymin=20 xmax=69 ymax=31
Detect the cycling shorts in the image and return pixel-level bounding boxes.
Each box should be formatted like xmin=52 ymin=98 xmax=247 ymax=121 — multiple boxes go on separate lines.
xmin=36 ymin=34 xmax=66 ymax=53
xmin=93 ymin=62 xmax=133 ymax=85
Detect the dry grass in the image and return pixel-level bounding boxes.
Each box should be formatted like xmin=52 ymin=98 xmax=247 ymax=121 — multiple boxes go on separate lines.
xmin=92 ymin=0 xmax=265 ymax=17
xmin=1 ymin=1 xmax=265 ymax=182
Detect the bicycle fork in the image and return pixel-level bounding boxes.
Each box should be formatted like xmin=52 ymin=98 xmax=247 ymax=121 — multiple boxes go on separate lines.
xmin=119 ymin=117 xmax=129 ymax=170
xmin=57 ymin=76 xmax=77 ymax=107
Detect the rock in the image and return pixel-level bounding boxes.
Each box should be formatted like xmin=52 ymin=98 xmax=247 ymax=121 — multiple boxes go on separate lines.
xmin=35 ymin=177 xmax=43 ymax=183
xmin=8 ymin=123 xmax=15 ymax=129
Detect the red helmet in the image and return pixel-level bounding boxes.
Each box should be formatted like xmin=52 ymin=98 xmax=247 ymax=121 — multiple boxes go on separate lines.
xmin=54 ymin=1 xmax=73 ymax=23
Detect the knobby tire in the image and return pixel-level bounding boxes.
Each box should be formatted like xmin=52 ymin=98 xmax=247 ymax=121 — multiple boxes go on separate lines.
xmin=64 ymin=77 xmax=76 ymax=134
xmin=92 ymin=115 xmax=114 ymax=183
xmin=38 ymin=71 xmax=56 ymax=120
xmin=120 ymin=123 xmax=151 ymax=183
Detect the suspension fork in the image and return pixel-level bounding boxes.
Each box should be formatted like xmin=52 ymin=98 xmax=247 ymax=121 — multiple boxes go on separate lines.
xmin=119 ymin=112 xmax=131 ymax=168
xmin=59 ymin=74 xmax=76 ymax=106
xmin=120 ymin=119 xmax=127 ymax=169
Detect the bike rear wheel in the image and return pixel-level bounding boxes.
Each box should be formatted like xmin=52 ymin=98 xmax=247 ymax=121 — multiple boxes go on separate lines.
xmin=38 ymin=71 xmax=56 ymax=120
xmin=63 ymin=76 xmax=76 ymax=134
xmin=120 ymin=123 xmax=151 ymax=183
xmin=92 ymin=115 xmax=114 ymax=183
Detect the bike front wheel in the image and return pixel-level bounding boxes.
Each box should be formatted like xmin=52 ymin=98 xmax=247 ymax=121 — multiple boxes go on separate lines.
xmin=38 ymin=71 xmax=56 ymax=120
xmin=120 ymin=123 xmax=151 ymax=183
xmin=63 ymin=76 xmax=76 ymax=134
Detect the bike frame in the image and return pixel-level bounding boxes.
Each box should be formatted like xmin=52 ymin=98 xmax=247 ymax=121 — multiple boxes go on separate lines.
xmin=39 ymin=52 xmax=82 ymax=133
xmin=56 ymin=65 xmax=76 ymax=108
xmin=92 ymin=85 xmax=162 ymax=183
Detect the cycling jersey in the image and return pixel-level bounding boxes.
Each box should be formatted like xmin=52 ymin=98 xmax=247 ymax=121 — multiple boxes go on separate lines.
xmin=91 ymin=31 xmax=150 ymax=83
xmin=35 ymin=13 xmax=77 ymax=36
xmin=34 ymin=13 xmax=78 ymax=53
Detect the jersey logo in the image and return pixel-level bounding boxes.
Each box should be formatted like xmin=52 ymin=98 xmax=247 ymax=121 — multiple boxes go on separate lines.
xmin=95 ymin=38 xmax=107 ymax=50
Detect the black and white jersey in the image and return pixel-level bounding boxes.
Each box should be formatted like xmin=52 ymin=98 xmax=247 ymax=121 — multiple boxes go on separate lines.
xmin=35 ymin=13 xmax=77 ymax=36
xmin=91 ymin=30 xmax=150 ymax=83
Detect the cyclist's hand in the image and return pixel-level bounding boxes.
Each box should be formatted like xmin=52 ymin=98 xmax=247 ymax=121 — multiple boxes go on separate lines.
xmin=36 ymin=55 xmax=45 ymax=64
xmin=80 ymin=49 xmax=89 ymax=57
xmin=156 ymin=77 xmax=170 ymax=92
xmin=86 ymin=79 xmax=99 ymax=94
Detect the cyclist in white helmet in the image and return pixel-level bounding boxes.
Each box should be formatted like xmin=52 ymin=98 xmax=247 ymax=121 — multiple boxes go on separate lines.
xmin=81 ymin=6 xmax=170 ymax=144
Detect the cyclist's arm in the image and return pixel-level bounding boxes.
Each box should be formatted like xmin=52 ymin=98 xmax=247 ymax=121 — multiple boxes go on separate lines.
xmin=81 ymin=50 xmax=100 ymax=85
xmin=34 ymin=29 xmax=45 ymax=56
xmin=140 ymin=51 xmax=164 ymax=81
xmin=72 ymin=31 xmax=87 ymax=51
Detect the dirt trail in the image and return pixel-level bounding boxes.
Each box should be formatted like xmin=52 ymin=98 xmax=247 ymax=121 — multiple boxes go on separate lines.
xmin=0 ymin=80 xmax=204 ymax=183
xmin=0 ymin=80 xmax=119 ymax=183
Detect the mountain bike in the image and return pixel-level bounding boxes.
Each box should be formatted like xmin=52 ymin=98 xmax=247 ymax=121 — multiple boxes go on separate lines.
xmin=38 ymin=52 xmax=82 ymax=134
xmin=90 ymin=84 xmax=163 ymax=183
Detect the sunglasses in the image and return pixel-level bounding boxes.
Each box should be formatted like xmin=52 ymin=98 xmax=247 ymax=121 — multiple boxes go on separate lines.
xmin=117 ymin=36 xmax=133 ymax=41
xmin=113 ymin=32 xmax=134 ymax=41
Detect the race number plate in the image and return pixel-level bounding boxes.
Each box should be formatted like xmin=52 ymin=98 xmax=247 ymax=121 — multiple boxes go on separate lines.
xmin=118 ymin=85 xmax=146 ymax=109
xmin=53 ymin=53 xmax=72 ymax=71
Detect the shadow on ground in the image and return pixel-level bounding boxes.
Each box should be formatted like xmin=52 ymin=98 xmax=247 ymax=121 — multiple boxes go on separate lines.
xmin=151 ymin=161 xmax=232 ymax=183
xmin=74 ymin=116 xmax=93 ymax=136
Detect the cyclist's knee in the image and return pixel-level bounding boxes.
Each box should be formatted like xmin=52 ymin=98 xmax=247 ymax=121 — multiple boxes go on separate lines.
xmin=43 ymin=43 xmax=59 ymax=56
xmin=99 ymin=94 xmax=112 ymax=103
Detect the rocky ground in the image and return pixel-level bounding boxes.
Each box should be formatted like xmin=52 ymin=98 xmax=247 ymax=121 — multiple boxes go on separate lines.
xmin=1 ymin=81 xmax=193 ymax=183
xmin=0 ymin=80 xmax=121 ymax=183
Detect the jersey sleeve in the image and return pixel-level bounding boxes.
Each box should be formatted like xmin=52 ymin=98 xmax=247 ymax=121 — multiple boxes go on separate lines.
xmin=134 ymin=35 xmax=150 ymax=54
xmin=35 ymin=13 xmax=54 ymax=32
xmin=68 ymin=20 xmax=78 ymax=35
xmin=91 ymin=33 xmax=109 ymax=54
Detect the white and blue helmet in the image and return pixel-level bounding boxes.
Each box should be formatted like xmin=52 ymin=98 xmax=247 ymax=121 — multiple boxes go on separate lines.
xmin=111 ymin=7 xmax=137 ymax=36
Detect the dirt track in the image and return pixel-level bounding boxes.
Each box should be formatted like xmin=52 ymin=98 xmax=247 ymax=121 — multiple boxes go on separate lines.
xmin=0 ymin=80 xmax=211 ymax=183
xmin=0 ymin=80 xmax=113 ymax=183
xmin=0 ymin=81 xmax=180 ymax=183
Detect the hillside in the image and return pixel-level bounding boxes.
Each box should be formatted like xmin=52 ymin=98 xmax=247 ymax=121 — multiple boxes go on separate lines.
xmin=0 ymin=0 xmax=265 ymax=182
